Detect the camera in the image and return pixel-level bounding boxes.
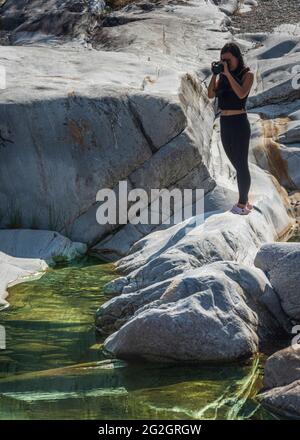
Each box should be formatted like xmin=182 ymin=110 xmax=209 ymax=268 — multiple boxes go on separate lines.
xmin=211 ymin=61 xmax=224 ymax=75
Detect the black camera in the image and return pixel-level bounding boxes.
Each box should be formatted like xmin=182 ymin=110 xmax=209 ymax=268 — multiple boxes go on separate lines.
xmin=211 ymin=61 xmax=224 ymax=75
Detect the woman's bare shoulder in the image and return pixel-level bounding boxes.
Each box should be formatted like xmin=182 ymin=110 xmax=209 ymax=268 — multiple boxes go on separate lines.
xmin=242 ymin=69 xmax=254 ymax=81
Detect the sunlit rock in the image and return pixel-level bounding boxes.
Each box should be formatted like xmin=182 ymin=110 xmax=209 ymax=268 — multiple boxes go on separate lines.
xmin=254 ymin=242 xmax=300 ymax=321
xmin=100 ymin=260 xmax=286 ymax=363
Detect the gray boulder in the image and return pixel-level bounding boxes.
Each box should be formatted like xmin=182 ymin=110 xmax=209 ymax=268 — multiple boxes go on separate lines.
xmin=258 ymin=346 xmax=300 ymax=419
xmin=263 ymin=346 xmax=300 ymax=390
xmin=100 ymin=260 xmax=286 ymax=363
xmin=254 ymin=242 xmax=300 ymax=321
xmin=258 ymin=380 xmax=300 ymax=419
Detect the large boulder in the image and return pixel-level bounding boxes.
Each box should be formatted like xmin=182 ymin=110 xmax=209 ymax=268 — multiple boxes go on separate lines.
xmin=258 ymin=380 xmax=300 ymax=419
xmin=99 ymin=260 xmax=286 ymax=363
xmin=258 ymin=347 xmax=300 ymax=419
xmin=254 ymin=242 xmax=300 ymax=321
xmin=263 ymin=346 xmax=300 ymax=390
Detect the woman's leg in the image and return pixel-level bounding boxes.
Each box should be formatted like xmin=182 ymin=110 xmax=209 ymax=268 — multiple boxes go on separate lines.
xmin=231 ymin=116 xmax=251 ymax=205
xmin=220 ymin=117 xmax=237 ymax=167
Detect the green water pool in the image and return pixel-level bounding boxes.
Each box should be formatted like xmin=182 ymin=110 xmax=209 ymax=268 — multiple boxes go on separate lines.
xmin=0 ymin=257 xmax=277 ymax=420
xmin=287 ymin=233 xmax=300 ymax=242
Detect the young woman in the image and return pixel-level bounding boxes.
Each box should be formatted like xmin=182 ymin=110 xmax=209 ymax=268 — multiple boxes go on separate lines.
xmin=207 ymin=42 xmax=254 ymax=215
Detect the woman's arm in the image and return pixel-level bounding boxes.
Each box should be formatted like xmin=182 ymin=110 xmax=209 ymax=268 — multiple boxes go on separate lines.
xmin=207 ymin=73 xmax=219 ymax=99
xmin=223 ymin=68 xmax=254 ymax=99
xmin=227 ymin=71 xmax=254 ymax=99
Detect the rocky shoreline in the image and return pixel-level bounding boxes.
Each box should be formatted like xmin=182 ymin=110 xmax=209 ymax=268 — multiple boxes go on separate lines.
xmin=0 ymin=0 xmax=300 ymax=420
xmin=0 ymin=230 xmax=86 ymax=310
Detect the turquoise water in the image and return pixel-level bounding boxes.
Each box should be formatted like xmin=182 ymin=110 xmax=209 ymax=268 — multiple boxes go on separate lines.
xmin=0 ymin=257 xmax=276 ymax=420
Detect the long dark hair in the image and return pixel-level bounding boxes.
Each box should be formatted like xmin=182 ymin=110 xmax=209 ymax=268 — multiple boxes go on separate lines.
xmin=216 ymin=42 xmax=250 ymax=91
xmin=220 ymin=42 xmax=250 ymax=76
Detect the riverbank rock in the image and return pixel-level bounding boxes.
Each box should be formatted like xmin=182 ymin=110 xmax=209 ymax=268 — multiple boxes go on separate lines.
xmin=99 ymin=260 xmax=286 ymax=363
xmin=263 ymin=347 xmax=300 ymax=389
xmin=0 ymin=229 xmax=86 ymax=309
xmin=258 ymin=347 xmax=300 ymax=419
xmin=258 ymin=381 xmax=300 ymax=419
xmin=254 ymin=242 xmax=300 ymax=321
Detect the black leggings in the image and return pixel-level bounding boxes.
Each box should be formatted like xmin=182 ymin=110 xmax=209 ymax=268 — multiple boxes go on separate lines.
xmin=220 ymin=113 xmax=251 ymax=205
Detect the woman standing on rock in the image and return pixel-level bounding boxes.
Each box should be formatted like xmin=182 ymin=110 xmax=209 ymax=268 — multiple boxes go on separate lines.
xmin=208 ymin=42 xmax=254 ymax=215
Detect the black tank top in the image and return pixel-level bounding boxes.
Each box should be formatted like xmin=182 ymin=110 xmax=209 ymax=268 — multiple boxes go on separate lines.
xmin=216 ymin=66 xmax=250 ymax=110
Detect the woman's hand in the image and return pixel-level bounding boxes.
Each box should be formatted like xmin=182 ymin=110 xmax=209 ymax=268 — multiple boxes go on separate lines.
xmin=220 ymin=60 xmax=230 ymax=77
xmin=211 ymin=61 xmax=218 ymax=75
xmin=207 ymin=65 xmax=219 ymax=98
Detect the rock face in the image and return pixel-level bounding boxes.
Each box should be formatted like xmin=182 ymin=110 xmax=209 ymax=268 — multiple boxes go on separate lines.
xmin=0 ymin=229 xmax=86 ymax=310
xmin=258 ymin=347 xmax=300 ymax=419
xmin=0 ymin=1 xmax=298 ymax=260
xmin=0 ymin=0 xmax=232 ymax=252
xmin=254 ymin=242 xmax=300 ymax=321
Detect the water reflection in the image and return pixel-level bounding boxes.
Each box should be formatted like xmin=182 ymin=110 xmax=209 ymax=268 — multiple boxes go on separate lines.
xmin=0 ymin=257 xmax=275 ymax=420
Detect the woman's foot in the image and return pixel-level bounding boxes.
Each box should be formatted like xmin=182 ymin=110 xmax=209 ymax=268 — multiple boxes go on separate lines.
xmin=230 ymin=203 xmax=252 ymax=215
xmin=237 ymin=201 xmax=253 ymax=210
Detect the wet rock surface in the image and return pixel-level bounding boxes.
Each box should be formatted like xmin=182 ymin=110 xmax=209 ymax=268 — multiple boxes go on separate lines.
xmin=258 ymin=347 xmax=300 ymax=419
